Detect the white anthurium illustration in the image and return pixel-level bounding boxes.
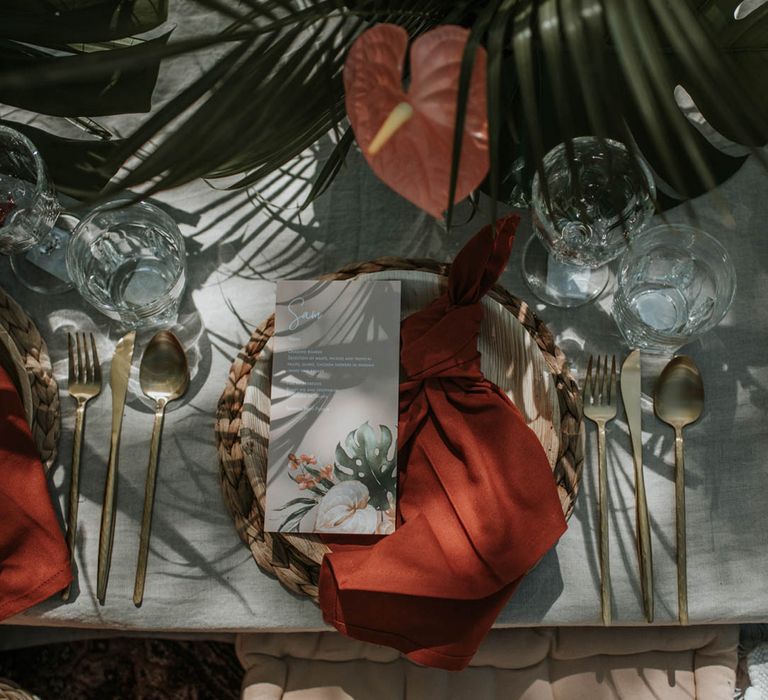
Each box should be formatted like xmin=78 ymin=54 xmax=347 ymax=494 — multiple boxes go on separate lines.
xmin=375 ymin=492 xmax=396 ymax=535
xmin=315 ymin=481 xmax=378 ymax=534
xmin=276 ymin=422 xmax=397 ymax=533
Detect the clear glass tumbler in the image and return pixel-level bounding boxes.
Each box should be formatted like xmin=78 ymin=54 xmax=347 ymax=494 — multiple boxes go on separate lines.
xmin=523 ymin=136 xmax=656 ymax=307
xmin=67 ymin=200 xmax=187 ymax=329
xmin=612 ymin=224 xmax=736 ymax=353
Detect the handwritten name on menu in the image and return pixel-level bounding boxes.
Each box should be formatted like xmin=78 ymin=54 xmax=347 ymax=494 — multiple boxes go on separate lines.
xmin=265 ymin=279 xmax=401 ymax=535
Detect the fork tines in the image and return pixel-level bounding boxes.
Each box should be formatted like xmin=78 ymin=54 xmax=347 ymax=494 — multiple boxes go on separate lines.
xmin=584 ymin=354 xmax=617 ymax=408
xmin=68 ymin=332 xmax=101 ymax=387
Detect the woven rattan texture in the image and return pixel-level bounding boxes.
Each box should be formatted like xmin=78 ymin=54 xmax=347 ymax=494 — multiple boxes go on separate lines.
xmin=0 ymin=287 xmax=59 ymax=470
xmin=215 ymin=258 xmax=584 ymax=602
xmin=0 ymin=680 xmax=38 ymax=700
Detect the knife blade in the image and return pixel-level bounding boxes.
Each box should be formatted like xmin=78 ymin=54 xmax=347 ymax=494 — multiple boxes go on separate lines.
xmin=97 ymin=330 xmax=136 ymax=605
xmin=621 ymin=349 xmax=654 ymax=623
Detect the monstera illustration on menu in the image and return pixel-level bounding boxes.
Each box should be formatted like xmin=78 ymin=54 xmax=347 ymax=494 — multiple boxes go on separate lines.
xmin=277 ymin=422 xmax=397 ymax=534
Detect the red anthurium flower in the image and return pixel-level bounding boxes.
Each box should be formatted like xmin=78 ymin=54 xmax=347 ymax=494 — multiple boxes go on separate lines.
xmin=344 ymin=24 xmax=489 ymax=219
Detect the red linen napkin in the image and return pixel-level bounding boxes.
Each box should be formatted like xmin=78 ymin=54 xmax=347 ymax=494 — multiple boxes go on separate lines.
xmin=319 ymin=215 xmax=567 ymax=670
xmin=0 ymin=364 xmax=71 ymax=620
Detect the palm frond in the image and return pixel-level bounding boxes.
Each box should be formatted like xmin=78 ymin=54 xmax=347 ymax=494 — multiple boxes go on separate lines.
xmin=0 ymin=0 xmax=765 ymax=209
xmin=101 ymin=2 xmax=453 ymax=197
xmin=301 ymin=127 xmax=354 ymax=207
xmin=486 ymin=0 xmax=517 ymax=215
xmin=478 ymin=0 xmax=767 ymax=212
xmin=446 ymin=0 xmax=499 ymax=228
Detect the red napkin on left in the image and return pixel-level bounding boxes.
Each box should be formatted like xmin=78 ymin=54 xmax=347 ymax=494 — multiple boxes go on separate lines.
xmin=0 ymin=364 xmax=71 ymax=620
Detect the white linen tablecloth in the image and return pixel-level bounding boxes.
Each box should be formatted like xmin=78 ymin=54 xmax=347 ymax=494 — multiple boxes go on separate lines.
xmin=1 ymin=1 xmax=767 ymax=646
xmin=1 ymin=149 xmax=767 ymax=645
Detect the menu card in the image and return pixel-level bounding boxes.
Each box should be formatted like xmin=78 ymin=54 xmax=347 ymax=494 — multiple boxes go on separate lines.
xmin=265 ymin=279 xmax=401 ymax=535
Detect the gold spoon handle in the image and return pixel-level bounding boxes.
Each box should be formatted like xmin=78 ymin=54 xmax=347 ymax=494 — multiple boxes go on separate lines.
xmin=597 ymin=421 xmax=611 ymax=625
xmin=675 ymin=428 xmax=688 ymax=625
xmin=133 ymin=400 xmax=167 ymax=607
xmin=62 ymin=401 xmax=85 ymax=601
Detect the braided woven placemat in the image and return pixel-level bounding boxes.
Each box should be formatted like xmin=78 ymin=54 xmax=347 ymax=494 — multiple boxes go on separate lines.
xmin=0 ymin=324 xmax=33 ymax=425
xmin=216 ymin=258 xmax=584 ymax=601
xmin=0 ymin=680 xmax=38 ymax=700
xmin=0 ymin=286 xmax=60 ymax=470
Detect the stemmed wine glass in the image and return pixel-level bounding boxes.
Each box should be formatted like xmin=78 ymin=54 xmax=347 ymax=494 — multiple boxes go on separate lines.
xmin=0 ymin=124 xmax=72 ymax=293
xmin=522 ymin=136 xmax=656 ymax=307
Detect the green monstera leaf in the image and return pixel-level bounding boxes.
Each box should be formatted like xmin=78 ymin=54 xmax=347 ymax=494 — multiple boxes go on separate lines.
xmin=334 ymin=422 xmax=396 ymax=512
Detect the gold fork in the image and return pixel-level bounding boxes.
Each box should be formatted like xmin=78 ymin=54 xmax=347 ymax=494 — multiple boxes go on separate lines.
xmin=62 ymin=332 xmax=101 ymax=601
xmin=583 ymin=354 xmax=617 ymax=625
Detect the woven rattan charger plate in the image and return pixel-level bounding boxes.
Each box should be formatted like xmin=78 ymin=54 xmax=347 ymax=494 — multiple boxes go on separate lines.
xmin=216 ymin=258 xmax=584 ymax=602
xmin=0 ymin=286 xmax=59 ymax=470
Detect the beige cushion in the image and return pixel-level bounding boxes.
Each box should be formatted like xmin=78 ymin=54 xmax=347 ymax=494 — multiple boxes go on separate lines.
xmin=237 ymin=626 xmax=738 ymax=700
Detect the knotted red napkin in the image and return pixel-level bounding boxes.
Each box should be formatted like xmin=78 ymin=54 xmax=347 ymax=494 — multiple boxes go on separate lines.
xmin=319 ymin=215 xmax=567 ymax=670
xmin=0 ymin=364 xmax=71 ymax=620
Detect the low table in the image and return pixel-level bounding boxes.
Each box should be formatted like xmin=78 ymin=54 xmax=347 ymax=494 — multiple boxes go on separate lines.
xmin=2 ymin=151 xmax=767 ymax=648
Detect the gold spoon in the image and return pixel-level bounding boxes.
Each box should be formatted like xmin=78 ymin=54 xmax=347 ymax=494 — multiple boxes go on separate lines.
xmin=654 ymin=355 xmax=704 ymax=625
xmin=133 ymin=330 xmax=189 ymax=607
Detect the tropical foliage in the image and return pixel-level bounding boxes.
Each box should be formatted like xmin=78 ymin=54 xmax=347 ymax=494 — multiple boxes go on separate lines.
xmin=334 ymin=421 xmax=396 ymax=510
xmin=1 ymin=0 xmax=766 ymax=215
xmin=277 ymin=422 xmax=396 ymax=532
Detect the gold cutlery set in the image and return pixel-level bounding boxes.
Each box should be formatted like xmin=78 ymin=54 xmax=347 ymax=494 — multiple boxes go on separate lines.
xmin=583 ymin=349 xmax=704 ymax=626
xmin=64 ymin=329 xmax=189 ymax=607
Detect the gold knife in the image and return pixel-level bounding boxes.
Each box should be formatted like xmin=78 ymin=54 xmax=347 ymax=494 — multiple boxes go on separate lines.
xmin=621 ymin=349 xmax=654 ymax=622
xmin=97 ymin=330 xmax=135 ymax=605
